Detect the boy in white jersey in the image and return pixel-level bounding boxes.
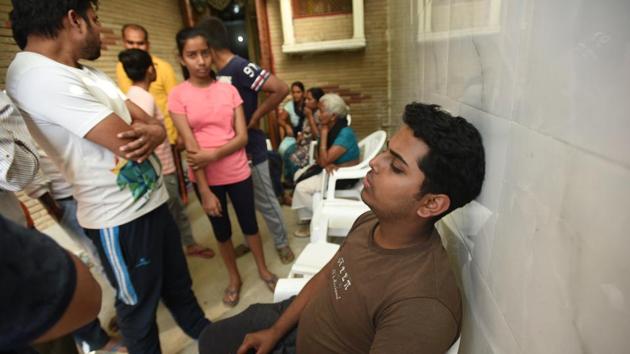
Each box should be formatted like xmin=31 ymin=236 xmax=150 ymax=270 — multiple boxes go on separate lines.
xmin=6 ymin=1 xmax=210 ymax=353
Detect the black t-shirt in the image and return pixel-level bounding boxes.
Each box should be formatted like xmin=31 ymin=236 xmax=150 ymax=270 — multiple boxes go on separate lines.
xmin=0 ymin=215 xmax=76 ymax=352
xmin=217 ymin=55 xmax=270 ymax=165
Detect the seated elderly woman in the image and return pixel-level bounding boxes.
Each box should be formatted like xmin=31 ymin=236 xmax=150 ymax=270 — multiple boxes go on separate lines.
xmin=291 ymin=93 xmax=360 ymax=237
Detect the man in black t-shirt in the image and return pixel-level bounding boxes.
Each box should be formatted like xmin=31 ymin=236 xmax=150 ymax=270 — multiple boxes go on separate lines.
xmin=197 ymin=17 xmax=295 ymax=264
xmin=0 ymin=215 xmax=102 ymax=354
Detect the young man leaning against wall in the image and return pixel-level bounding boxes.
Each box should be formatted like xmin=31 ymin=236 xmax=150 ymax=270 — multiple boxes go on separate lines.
xmin=198 ymin=102 xmax=486 ymax=354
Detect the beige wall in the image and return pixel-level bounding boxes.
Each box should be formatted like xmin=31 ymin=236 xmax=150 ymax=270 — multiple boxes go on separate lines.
xmin=293 ymin=14 xmax=353 ymax=43
xmin=266 ymin=0 xmax=389 ymax=139
xmin=0 ymin=0 xmax=185 ymax=229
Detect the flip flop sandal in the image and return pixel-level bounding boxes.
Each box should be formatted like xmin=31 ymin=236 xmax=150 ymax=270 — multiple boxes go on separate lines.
xmin=277 ymin=246 xmax=295 ymax=264
xmin=233 ymin=244 xmax=251 ymax=258
xmin=262 ymin=274 xmax=278 ymax=292
xmin=187 ymin=246 xmax=215 ymax=259
xmin=223 ymin=287 xmax=240 ymax=307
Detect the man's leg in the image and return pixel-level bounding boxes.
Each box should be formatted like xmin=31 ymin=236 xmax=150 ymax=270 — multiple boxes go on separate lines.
xmin=85 ymin=209 xmax=165 ymax=354
xmin=250 ymin=160 xmax=289 ymax=248
xmin=163 ymin=173 xmax=196 ymax=247
xmin=290 ymin=173 xmax=323 ymax=222
xmin=198 ymin=298 xmax=297 ymax=354
xmin=31 ymin=335 xmax=79 ymax=354
xmin=158 ymin=205 xmax=210 ymax=338
xmin=57 ymin=198 xmax=103 ymax=271
xmin=266 ymin=150 xmax=284 ymax=198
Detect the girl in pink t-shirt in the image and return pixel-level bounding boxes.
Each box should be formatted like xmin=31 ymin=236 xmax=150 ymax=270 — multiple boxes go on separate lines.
xmin=168 ymin=28 xmax=277 ymax=306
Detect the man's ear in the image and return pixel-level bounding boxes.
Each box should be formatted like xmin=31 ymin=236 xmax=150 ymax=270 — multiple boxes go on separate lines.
xmin=417 ymin=193 xmax=450 ymax=218
xmin=66 ymin=10 xmax=84 ymax=32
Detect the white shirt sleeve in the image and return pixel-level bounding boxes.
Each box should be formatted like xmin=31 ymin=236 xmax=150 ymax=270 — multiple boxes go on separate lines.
xmin=11 ymin=66 xmax=116 ymax=138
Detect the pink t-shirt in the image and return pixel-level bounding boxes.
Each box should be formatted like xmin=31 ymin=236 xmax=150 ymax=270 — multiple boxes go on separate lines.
xmin=168 ymin=81 xmax=249 ymax=186
xmin=126 ymin=86 xmax=176 ymax=175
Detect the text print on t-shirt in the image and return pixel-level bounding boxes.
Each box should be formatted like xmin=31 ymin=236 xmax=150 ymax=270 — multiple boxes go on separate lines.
xmin=242 ymin=63 xmax=259 ymax=78
xmin=331 ymin=256 xmax=352 ymax=300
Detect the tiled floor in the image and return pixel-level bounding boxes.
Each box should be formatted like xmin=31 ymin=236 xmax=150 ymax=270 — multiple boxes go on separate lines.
xmin=45 ymin=191 xmax=309 ymax=354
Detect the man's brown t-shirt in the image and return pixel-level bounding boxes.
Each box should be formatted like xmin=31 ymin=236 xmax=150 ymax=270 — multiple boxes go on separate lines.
xmin=297 ymin=212 xmax=462 ymax=354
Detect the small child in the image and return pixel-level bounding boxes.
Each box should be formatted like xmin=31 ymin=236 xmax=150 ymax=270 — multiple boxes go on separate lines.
xmin=118 ymin=48 xmax=214 ymax=258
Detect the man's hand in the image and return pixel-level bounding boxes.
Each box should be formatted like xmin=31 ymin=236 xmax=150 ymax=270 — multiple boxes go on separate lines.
xmin=187 ymin=149 xmax=218 ymax=170
xmin=117 ymin=122 xmax=165 ymax=163
xmin=237 ymin=328 xmax=281 ymax=354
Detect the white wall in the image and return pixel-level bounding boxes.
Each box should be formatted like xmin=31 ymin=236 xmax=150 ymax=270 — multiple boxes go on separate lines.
xmin=389 ymin=0 xmax=630 ymax=352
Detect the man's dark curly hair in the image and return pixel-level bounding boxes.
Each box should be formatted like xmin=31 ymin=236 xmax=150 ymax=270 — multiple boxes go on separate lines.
xmin=403 ymin=103 xmax=485 ymax=215
xmin=10 ymin=0 xmax=99 ymax=49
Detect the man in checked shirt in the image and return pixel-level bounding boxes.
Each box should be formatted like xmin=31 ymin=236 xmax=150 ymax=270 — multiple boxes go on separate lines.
xmin=0 ymin=91 xmax=39 ymax=225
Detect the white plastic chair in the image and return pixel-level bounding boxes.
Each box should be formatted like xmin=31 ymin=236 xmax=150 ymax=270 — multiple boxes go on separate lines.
xmin=274 ymin=278 xmax=310 ymax=302
xmin=287 ymin=241 xmax=339 ymax=278
xmin=274 ymin=241 xmax=339 ymax=302
xmin=309 ymin=193 xmax=369 ymax=243
xmin=320 ymin=130 xmax=386 ymax=202
xmin=307 ymin=130 xmax=386 ymax=242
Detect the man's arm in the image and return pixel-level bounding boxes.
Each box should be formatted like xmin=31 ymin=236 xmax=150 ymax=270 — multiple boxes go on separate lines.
xmin=84 ymin=111 xmax=164 ymax=163
xmin=237 ymin=257 xmax=335 ymax=354
xmin=0 ymin=216 xmax=101 ymax=348
xmin=248 ymin=74 xmax=289 ymax=129
xmin=9 ymin=67 xmax=164 ymax=164
xmin=34 ymin=252 xmax=102 ymax=344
